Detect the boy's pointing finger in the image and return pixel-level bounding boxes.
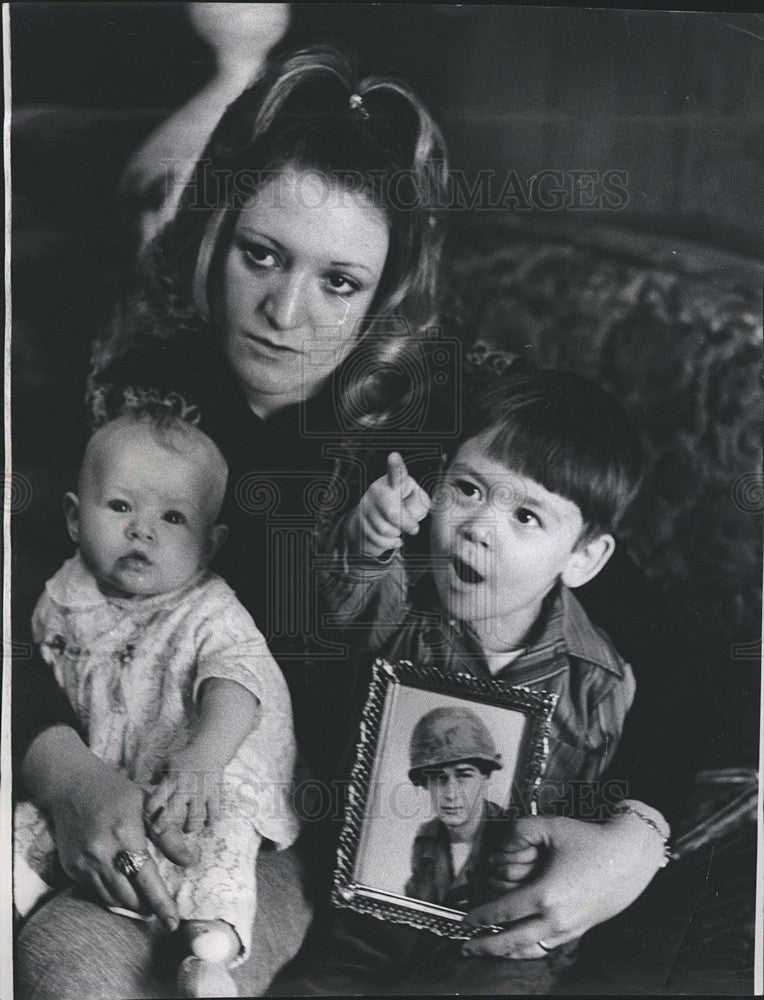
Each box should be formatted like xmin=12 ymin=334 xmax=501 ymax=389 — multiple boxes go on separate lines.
xmin=386 ymin=452 xmax=408 ymax=490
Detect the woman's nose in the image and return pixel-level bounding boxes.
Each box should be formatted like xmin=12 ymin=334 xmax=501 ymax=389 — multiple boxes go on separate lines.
xmin=260 ymin=271 xmax=308 ymax=332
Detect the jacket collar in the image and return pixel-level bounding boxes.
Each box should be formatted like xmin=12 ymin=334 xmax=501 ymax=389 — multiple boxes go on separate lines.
xmin=553 ymin=584 xmax=626 ymax=676
xmin=410 ymin=572 xmax=625 ymax=679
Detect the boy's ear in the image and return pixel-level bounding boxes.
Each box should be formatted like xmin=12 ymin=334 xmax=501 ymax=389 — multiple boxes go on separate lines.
xmin=204 ymin=523 xmax=229 ymax=563
xmin=561 ymin=532 xmax=615 ymax=589
xmin=63 ymin=493 xmax=80 ymax=545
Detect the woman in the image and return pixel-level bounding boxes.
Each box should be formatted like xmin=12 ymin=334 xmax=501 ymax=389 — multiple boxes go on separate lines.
xmin=14 ymin=48 xmax=686 ymax=999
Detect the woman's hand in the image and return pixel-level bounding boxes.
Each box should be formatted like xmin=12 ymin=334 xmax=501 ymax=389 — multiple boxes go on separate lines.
xmin=345 ymin=452 xmax=431 ymax=559
xmin=487 ymin=836 xmax=541 ymax=890
xmin=463 ymin=805 xmax=669 ymax=959
xmin=22 ymin=726 xmax=198 ymax=929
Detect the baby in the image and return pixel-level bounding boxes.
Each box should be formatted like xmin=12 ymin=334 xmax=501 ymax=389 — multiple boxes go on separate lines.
xmin=14 ymin=401 xmax=299 ymax=999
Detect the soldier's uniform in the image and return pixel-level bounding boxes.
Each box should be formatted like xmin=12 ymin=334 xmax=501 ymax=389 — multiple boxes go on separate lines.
xmin=405 ymin=706 xmax=507 ymax=910
xmin=405 ymin=800 xmax=506 ymax=909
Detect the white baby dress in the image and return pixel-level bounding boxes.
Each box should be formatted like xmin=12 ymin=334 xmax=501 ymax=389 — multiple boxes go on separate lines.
xmin=14 ymin=553 xmax=300 ymax=961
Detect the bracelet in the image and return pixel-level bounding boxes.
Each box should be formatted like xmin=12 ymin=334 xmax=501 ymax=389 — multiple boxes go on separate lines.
xmin=612 ymin=802 xmax=674 ymax=867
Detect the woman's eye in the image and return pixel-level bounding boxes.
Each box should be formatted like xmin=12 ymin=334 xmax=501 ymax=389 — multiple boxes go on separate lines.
xmin=107 ymin=499 xmax=130 ymax=513
xmin=324 ymin=272 xmax=360 ymax=296
xmin=163 ymin=510 xmax=187 ymax=525
xmin=516 ymin=507 xmax=541 ymax=527
xmin=241 ymin=242 xmax=277 ymax=270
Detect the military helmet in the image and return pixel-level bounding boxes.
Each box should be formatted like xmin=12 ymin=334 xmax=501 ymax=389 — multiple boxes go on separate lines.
xmin=408 ymin=706 xmax=502 ymax=786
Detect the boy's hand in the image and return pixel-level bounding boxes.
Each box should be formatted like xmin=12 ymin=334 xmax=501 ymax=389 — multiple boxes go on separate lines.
xmin=488 ymin=829 xmax=543 ymax=891
xmin=346 ymin=452 xmax=431 ymax=559
xmin=144 ymin=747 xmax=224 ymax=838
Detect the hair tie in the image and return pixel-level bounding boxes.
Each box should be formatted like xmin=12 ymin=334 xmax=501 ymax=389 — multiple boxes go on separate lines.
xmin=349 ymin=93 xmax=370 ymax=121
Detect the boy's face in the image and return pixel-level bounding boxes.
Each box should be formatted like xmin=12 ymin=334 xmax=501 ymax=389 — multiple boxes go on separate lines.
xmin=67 ymin=424 xmax=224 ymax=598
xmin=430 ymin=433 xmax=592 ymax=648
xmin=422 ymin=763 xmax=489 ymax=840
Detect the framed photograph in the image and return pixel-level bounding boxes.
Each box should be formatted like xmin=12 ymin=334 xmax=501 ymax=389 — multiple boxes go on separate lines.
xmin=332 ymin=658 xmax=557 ymax=939
xmin=4 ymin=4 xmax=760 ymax=998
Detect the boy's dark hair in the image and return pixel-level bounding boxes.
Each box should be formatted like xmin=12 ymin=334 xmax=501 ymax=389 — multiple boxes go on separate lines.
xmin=453 ymin=361 xmax=644 ymax=537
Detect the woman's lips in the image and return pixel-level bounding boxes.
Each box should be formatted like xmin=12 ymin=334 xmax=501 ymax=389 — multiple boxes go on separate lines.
xmin=242 ymin=331 xmax=300 ymax=354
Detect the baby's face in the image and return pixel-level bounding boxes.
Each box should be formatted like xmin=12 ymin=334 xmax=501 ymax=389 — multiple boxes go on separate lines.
xmin=71 ymin=425 xmax=221 ymax=598
xmin=430 ymin=433 xmax=586 ymax=645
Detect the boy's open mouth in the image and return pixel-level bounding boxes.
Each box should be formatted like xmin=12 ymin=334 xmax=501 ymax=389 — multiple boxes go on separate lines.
xmin=452 ymin=555 xmax=485 ymax=585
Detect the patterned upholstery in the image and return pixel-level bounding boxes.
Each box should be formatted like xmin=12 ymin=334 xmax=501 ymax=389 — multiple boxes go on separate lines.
xmin=443 ymin=221 xmax=763 ymax=654
xmin=440 ymin=222 xmax=760 ymax=993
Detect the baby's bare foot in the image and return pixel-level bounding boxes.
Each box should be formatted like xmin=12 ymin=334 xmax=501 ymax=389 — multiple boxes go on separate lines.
xmin=177 ymin=919 xmax=240 ymax=997
xmin=177 ymin=956 xmax=237 ymax=998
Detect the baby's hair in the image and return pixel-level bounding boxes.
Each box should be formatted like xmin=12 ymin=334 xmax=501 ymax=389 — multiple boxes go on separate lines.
xmin=89 ymin=383 xmax=201 ymax=430
xmin=84 ymin=388 xmax=228 ymax=519
xmin=452 ymin=361 xmax=644 ymax=537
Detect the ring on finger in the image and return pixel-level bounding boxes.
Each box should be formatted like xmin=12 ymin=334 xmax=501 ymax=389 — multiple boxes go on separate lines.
xmin=113 ymin=848 xmax=151 ymax=881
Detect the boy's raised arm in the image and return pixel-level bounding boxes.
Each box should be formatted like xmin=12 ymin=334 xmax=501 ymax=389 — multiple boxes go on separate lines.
xmin=317 ymin=453 xmax=429 ymax=654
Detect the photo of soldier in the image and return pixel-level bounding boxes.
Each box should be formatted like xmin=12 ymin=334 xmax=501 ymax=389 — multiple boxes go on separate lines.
xmin=404 ymin=706 xmax=519 ymax=911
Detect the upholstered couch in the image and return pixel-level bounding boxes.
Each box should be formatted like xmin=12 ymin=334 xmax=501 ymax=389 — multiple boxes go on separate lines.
xmin=12 ymin=108 xmax=761 ymax=995
xmin=441 ymin=217 xmax=761 ymax=993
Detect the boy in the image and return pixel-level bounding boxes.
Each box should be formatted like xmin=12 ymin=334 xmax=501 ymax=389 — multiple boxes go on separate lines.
xmin=329 ymin=364 xmax=643 ymax=798
xmin=274 ymin=363 xmax=651 ymax=995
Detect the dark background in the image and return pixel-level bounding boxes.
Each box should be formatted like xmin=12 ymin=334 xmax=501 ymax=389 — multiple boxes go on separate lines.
xmin=11 ymin=3 xmax=763 ymax=255
xmin=8 ymin=9 xmax=761 ymax=993
xmin=10 ymin=4 xmax=762 ymax=769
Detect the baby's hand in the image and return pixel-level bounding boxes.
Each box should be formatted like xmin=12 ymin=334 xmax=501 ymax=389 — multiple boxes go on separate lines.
xmin=488 ymin=827 xmax=543 ymax=892
xmin=144 ymin=748 xmax=224 ymax=838
xmin=346 ymin=452 xmax=431 ymax=559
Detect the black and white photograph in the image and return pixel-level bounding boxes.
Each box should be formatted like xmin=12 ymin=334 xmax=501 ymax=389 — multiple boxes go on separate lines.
xmin=332 ymin=659 xmax=556 ymax=938
xmin=3 ymin=3 xmax=762 ymax=998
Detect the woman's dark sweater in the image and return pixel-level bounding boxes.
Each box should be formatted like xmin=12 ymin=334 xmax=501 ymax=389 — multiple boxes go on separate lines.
xmin=13 ymin=341 xmax=701 ymax=830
